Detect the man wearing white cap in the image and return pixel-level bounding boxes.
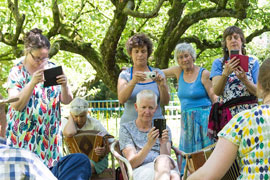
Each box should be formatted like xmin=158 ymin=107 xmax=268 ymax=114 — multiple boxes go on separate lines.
xmin=0 ymin=94 xmax=92 ymax=180
xmin=63 ymin=97 xmax=110 ymax=175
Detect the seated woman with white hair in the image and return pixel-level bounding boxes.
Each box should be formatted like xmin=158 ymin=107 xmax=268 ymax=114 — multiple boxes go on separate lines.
xmin=119 ymin=90 xmax=180 ymax=180
xmin=63 ymin=97 xmax=110 ymax=175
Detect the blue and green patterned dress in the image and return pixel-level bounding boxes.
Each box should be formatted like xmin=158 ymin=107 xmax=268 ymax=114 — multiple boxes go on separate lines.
xmin=177 ymin=68 xmax=214 ymax=174
xmin=6 ymin=59 xmax=62 ymax=168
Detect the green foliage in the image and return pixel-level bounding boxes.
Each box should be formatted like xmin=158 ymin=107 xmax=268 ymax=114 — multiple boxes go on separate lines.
xmin=1 ymin=0 xmax=270 ymax=99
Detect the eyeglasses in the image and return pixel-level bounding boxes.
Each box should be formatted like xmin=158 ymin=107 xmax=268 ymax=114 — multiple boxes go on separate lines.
xmin=29 ymin=51 xmax=49 ymax=62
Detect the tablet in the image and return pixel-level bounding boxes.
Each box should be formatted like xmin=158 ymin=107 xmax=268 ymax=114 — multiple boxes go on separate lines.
xmin=44 ymin=66 xmax=63 ymax=87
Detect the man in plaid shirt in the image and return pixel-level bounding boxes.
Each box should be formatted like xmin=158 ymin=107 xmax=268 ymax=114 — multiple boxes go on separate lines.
xmin=0 ymin=94 xmax=91 ymax=180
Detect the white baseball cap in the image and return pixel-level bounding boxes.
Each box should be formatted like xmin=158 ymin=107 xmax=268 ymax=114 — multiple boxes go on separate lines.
xmin=70 ymin=97 xmax=88 ymax=115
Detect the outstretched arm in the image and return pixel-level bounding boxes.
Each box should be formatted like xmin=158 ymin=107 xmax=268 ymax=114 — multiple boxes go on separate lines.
xmin=162 ymin=66 xmax=181 ymax=79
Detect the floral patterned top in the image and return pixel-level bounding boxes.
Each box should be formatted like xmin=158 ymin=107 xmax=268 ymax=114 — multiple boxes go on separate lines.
xmin=210 ymin=56 xmax=259 ymax=117
xmin=218 ymin=105 xmax=270 ymax=180
xmin=6 ymin=59 xmax=62 ymax=168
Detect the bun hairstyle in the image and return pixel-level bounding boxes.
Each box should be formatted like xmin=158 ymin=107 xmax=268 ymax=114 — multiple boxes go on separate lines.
xmin=24 ymin=28 xmax=50 ymax=53
xmin=258 ymin=58 xmax=270 ymax=97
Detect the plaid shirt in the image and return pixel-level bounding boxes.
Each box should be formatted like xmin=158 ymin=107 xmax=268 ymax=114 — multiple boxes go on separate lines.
xmin=0 ymin=137 xmax=57 ymax=180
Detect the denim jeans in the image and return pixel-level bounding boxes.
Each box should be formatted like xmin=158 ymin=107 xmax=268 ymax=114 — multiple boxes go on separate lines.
xmin=50 ymin=153 xmax=91 ymax=180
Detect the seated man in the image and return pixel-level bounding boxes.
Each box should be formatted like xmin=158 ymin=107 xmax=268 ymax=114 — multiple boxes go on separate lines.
xmin=63 ymin=97 xmax=111 ymax=175
xmin=0 ymin=94 xmax=91 ymax=180
xmin=119 ymin=90 xmax=180 ymax=180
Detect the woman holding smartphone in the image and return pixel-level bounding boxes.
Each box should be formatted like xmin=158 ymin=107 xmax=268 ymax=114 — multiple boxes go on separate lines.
xmin=5 ymin=28 xmax=73 ymax=168
xmin=209 ymin=26 xmax=259 ymax=138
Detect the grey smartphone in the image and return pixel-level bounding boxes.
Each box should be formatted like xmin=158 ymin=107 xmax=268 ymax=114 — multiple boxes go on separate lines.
xmin=153 ymin=118 xmax=166 ymax=138
xmin=230 ymin=49 xmax=239 ymax=55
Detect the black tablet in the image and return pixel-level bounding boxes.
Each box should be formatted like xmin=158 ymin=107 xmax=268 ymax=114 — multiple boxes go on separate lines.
xmin=44 ymin=66 xmax=63 ymax=87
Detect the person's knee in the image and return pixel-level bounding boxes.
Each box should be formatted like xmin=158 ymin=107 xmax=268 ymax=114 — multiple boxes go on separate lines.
xmin=154 ymin=155 xmax=174 ymax=171
xmin=73 ymin=153 xmax=91 ymax=167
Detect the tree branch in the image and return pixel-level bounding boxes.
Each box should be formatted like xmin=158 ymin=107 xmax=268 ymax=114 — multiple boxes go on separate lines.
xmin=55 ymin=37 xmax=102 ymax=69
xmin=6 ymin=0 xmax=25 ymax=46
xmin=47 ymin=0 xmax=62 ymax=39
xmin=246 ymin=26 xmax=270 ymax=43
xmin=86 ymin=1 xmax=113 ymax=20
xmin=123 ymin=0 xmax=166 ymax=18
xmin=72 ymin=0 xmax=87 ymax=24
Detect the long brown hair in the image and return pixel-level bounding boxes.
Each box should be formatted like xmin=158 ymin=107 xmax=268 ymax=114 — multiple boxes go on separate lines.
xmin=222 ymin=26 xmax=246 ymax=64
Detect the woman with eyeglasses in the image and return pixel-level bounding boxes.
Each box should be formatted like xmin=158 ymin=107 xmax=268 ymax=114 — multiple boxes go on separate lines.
xmin=5 ymin=28 xmax=73 ymax=168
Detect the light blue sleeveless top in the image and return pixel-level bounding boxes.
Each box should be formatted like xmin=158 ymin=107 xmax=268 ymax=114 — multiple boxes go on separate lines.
xmin=177 ymin=68 xmax=211 ymax=111
xmin=119 ymin=66 xmax=164 ymax=125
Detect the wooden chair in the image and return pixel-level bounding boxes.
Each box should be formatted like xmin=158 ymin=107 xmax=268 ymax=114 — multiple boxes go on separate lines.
xmin=110 ymin=140 xmax=133 ymax=180
xmin=171 ymin=144 xmax=240 ymax=180
xmin=91 ymin=151 xmax=115 ymax=180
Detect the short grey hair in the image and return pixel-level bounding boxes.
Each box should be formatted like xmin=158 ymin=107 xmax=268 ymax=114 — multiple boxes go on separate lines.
xmin=136 ymin=90 xmax=157 ymax=107
xmin=70 ymin=97 xmax=88 ymax=115
xmin=174 ymin=43 xmax=196 ymax=63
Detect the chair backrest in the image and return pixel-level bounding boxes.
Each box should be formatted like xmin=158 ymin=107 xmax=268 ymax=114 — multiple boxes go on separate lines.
xmin=172 ymin=144 xmax=240 ymax=180
xmin=110 ymin=140 xmax=133 ymax=180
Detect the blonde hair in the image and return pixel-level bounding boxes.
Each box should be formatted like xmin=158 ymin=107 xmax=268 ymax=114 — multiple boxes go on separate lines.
xmin=258 ymin=58 xmax=270 ymax=98
xmin=136 ymin=90 xmax=157 ymax=106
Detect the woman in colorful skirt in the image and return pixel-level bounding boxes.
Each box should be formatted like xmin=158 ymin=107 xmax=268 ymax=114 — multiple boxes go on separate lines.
xmin=163 ymin=43 xmax=217 ymax=176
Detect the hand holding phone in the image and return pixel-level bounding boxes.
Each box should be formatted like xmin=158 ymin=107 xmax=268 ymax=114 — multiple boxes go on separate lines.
xmin=44 ymin=66 xmax=63 ymax=87
xmin=153 ymin=118 xmax=166 ymax=138
xmin=230 ymin=50 xmax=249 ymax=72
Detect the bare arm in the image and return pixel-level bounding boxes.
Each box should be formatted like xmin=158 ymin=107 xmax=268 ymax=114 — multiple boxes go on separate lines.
xmin=155 ymin=72 xmax=170 ymax=106
xmin=187 ymin=138 xmax=238 ymax=180
xmin=57 ymin=73 xmax=73 ymax=104
xmin=117 ymin=71 xmax=146 ymax=104
xmin=0 ymin=95 xmax=6 ymax=138
xmin=162 ymin=66 xmax=181 ymax=80
xmin=63 ymin=115 xmax=78 ymax=137
xmin=201 ymin=70 xmax=218 ymax=103
xmin=122 ymin=127 xmax=159 ymax=168
xmin=117 ymin=78 xmax=136 ymax=104
xmin=9 ymin=69 xmax=44 ymax=111
xmin=234 ymin=66 xmax=257 ymax=95
xmin=212 ymin=57 xmax=240 ymax=96
xmin=159 ymin=129 xmax=171 ymax=155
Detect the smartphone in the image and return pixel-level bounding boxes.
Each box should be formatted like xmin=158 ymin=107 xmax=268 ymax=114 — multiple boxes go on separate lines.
xmin=153 ymin=118 xmax=166 ymax=138
xmin=230 ymin=49 xmax=239 ymax=55
xmin=44 ymin=66 xmax=63 ymax=87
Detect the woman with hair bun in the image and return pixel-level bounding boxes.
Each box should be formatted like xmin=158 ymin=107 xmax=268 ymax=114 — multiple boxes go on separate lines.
xmin=5 ymin=28 xmax=73 ymax=167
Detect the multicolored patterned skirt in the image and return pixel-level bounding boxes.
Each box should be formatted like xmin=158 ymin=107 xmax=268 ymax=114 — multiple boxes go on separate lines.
xmin=179 ymin=106 xmax=214 ymax=174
